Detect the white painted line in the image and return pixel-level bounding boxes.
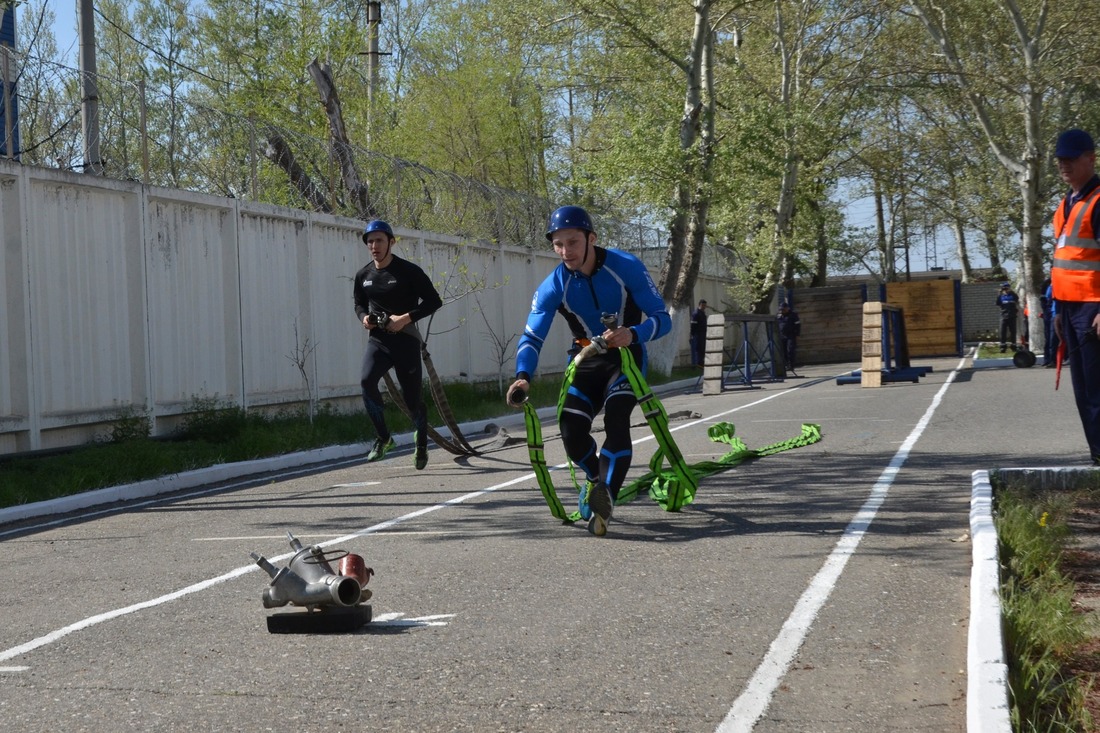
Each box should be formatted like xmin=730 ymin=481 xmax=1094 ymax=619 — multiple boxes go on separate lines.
xmin=0 ymin=454 xmax=372 ymax=540
xmin=715 ymin=354 xmax=968 ymax=733
xmin=0 ymin=444 xmax=376 ymax=528
xmin=370 ymin=612 xmax=454 ymax=628
xmin=0 ymin=475 xmax=529 ymax=664
xmin=0 ymin=666 xmax=28 ymax=672
xmin=329 ymin=482 xmax=381 ymax=488
xmin=749 ymin=417 xmax=892 ymax=423
xmin=193 ymin=530 xmax=455 ymax=541
xmin=192 ymin=534 xmax=355 ymax=542
xmin=0 ymin=383 xmax=815 ymax=665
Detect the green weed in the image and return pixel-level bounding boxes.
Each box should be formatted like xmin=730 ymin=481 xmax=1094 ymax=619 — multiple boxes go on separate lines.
xmin=996 ymin=486 xmax=1094 ymax=732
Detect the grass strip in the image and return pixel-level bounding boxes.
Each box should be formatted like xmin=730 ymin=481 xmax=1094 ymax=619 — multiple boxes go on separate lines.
xmin=995 ymin=484 xmax=1094 ymax=732
xmin=0 ymin=369 xmax=696 ymax=509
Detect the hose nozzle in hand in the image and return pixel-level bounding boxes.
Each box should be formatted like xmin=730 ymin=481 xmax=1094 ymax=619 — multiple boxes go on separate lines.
xmin=574 ymin=336 xmax=609 ymax=364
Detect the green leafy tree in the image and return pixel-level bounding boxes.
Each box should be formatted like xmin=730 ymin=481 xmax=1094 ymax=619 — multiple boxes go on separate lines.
xmin=132 ymin=0 xmax=195 ymax=187
xmin=14 ymin=0 xmax=82 ymax=169
xmin=906 ymin=0 xmax=1100 ymax=349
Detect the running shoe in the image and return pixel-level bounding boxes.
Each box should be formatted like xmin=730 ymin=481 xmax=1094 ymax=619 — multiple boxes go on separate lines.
xmin=366 ymin=436 xmax=396 ymax=462
xmin=578 ymin=481 xmax=594 ymax=521
xmin=414 ymin=432 xmax=428 ymax=470
xmin=587 ymin=481 xmax=613 ymax=537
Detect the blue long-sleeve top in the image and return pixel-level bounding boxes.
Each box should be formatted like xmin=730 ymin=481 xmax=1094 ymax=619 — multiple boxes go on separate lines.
xmin=515 ymin=246 xmax=670 ymax=380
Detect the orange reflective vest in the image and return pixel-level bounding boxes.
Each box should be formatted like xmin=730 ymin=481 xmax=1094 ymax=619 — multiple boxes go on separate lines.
xmin=1052 ymin=186 xmax=1100 ymax=302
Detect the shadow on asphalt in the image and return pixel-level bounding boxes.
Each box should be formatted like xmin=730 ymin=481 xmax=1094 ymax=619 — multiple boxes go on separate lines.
xmin=6 ymin=437 xmax=1079 ymax=547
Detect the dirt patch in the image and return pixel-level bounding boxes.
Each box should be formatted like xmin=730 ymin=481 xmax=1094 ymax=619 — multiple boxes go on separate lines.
xmin=1061 ymin=496 xmax=1100 ymax=728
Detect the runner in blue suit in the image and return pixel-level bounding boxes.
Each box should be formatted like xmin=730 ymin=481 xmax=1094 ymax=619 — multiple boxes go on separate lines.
xmin=506 ymin=205 xmax=671 ymax=536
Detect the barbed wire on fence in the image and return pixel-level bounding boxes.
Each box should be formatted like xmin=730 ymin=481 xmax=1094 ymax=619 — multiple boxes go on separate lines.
xmin=6 ymin=46 xmax=733 ymax=275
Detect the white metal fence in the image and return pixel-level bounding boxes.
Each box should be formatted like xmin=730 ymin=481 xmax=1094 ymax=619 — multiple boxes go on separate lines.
xmin=0 ymin=162 xmax=730 ymax=454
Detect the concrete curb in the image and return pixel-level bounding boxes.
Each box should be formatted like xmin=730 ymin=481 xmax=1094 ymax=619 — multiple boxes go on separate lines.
xmin=968 ymin=466 xmax=1099 ymax=732
xmin=967 ymin=469 xmax=1011 ymax=733
xmin=0 ymin=377 xmax=698 ymax=526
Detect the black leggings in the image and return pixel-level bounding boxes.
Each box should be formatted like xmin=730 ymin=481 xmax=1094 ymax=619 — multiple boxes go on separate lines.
xmin=360 ymin=335 xmax=426 ymax=442
xmin=558 ymin=350 xmax=639 ymax=498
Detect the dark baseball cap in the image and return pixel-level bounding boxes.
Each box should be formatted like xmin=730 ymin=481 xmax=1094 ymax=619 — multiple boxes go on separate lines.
xmin=1055 ymin=129 xmax=1095 ymax=159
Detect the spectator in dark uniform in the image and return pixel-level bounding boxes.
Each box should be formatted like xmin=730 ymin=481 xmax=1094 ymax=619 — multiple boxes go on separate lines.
xmin=777 ymin=301 xmax=801 ymax=375
xmin=690 ymin=299 xmax=708 ymax=367
xmin=996 ymin=282 xmax=1019 ymax=353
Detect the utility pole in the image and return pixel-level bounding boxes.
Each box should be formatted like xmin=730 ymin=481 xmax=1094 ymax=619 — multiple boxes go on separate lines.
xmin=359 ymin=1 xmax=391 ymax=147
xmin=78 ymin=0 xmax=103 ymax=175
xmin=0 ymin=4 xmax=17 ymax=160
xmin=367 ymin=1 xmax=381 ymax=107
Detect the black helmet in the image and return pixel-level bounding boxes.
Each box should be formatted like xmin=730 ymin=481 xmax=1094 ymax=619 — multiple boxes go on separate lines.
xmin=545 ymin=205 xmax=594 ymax=240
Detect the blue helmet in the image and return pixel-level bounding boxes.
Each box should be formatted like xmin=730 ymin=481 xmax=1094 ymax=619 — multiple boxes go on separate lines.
xmin=545 ymin=205 xmax=594 ymax=241
xmin=362 ymin=219 xmax=394 ymax=242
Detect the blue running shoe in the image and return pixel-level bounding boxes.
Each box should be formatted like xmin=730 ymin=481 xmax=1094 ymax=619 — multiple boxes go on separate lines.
xmin=587 ymin=482 xmax=613 ymax=537
xmin=578 ymin=481 xmax=594 ymax=521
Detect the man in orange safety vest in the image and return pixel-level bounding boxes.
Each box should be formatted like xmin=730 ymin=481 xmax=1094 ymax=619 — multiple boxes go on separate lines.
xmin=1051 ymin=128 xmax=1100 ymax=465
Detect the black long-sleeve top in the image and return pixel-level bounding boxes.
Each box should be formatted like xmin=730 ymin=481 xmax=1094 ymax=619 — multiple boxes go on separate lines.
xmin=353 ymin=256 xmax=443 ymax=335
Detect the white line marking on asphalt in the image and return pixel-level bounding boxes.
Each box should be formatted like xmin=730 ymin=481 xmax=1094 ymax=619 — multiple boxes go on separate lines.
xmin=0 ymin=380 xmax=820 ymax=665
xmin=329 ymin=481 xmax=381 ymax=488
xmin=0 ymin=475 xmax=530 ymax=664
xmin=750 ymin=417 xmax=892 ymax=423
xmin=192 ymin=530 xmax=453 ymax=541
xmin=371 ymin=612 xmax=455 ymax=628
xmin=0 ymin=666 xmax=28 ymax=672
xmin=715 ymin=355 xmax=968 ymax=733
xmin=193 ymin=534 xmax=352 ymax=541
xmin=0 ymin=455 xmax=374 ymax=540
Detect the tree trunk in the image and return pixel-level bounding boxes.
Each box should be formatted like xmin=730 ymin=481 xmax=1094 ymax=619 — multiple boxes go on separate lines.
xmin=651 ymin=0 xmax=715 ymax=375
xmin=306 ymin=58 xmax=374 ymax=219
xmin=264 ymin=133 xmax=333 ymax=213
xmin=875 ymin=178 xmax=893 ymax=281
xmin=952 ymin=215 xmax=972 ymax=283
xmin=1018 ymin=153 xmax=1045 ymax=354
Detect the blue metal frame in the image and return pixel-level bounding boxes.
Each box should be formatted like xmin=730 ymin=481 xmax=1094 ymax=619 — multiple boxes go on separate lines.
xmin=723 ymin=317 xmax=784 ymax=389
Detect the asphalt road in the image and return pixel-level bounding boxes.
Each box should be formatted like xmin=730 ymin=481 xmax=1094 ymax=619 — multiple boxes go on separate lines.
xmin=0 ymin=355 xmax=1086 ymax=732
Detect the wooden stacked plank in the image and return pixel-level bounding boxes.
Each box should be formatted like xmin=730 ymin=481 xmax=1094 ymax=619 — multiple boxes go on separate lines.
xmin=862 ymin=302 xmax=884 ymax=387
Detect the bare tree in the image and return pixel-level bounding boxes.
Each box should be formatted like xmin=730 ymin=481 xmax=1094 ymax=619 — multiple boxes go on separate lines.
xmin=286 ymin=319 xmax=318 ymax=423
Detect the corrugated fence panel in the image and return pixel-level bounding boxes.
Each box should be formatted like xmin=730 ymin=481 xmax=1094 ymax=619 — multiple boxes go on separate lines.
xmin=27 ymin=175 xmax=146 ymax=423
xmin=237 ymin=206 xmax=312 ymax=405
xmin=309 ymin=218 xmax=367 ymax=401
xmin=0 ymin=173 xmax=27 ymax=450
xmin=416 ymin=238 xmax=471 ymax=380
xmin=145 ymin=192 xmax=242 ymax=410
xmin=451 ymin=241 xmax=500 ymax=381
xmin=0 ymin=163 xmax=723 ymax=452
xmin=496 ymin=246 xmax=537 ymax=383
